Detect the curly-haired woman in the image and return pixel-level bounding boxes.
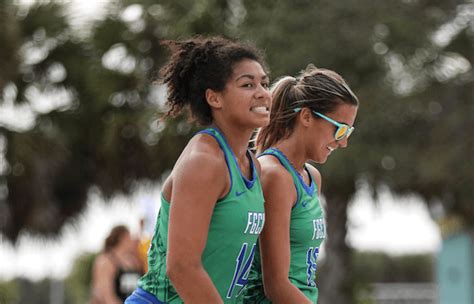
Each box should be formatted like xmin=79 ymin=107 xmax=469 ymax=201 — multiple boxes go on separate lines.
xmin=126 ymin=36 xmax=271 ymax=304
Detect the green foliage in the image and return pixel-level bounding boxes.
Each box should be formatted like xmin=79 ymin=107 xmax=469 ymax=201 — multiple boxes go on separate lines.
xmin=355 ymin=298 xmax=375 ymax=304
xmin=2 ymin=0 xmax=471 ymax=240
xmin=0 ymin=1 xmax=188 ymax=240
xmin=0 ymin=2 xmax=21 ymax=91
xmin=352 ymin=251 xmax=435 ymax=304
xmin=15 ymin=278 xmax=51 ymax=304
xmin=0 ymin=279 xmax=20 ymax=304
xmin=1 ymin=253 xmax=98 ymax=304
xmin=64 ymin=252 xmax=97 ymax=304
xmin=241 ymin=0 xmax=473 ymax=214
xmin=353 ymin=251 xmax=435 ymax=283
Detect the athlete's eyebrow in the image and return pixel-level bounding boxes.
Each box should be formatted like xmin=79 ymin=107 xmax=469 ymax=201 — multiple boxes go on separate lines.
xmin=235 ymin=74 xmax=268 ymax=81
xmin=333 ymin=116 xmax=353 ymax=127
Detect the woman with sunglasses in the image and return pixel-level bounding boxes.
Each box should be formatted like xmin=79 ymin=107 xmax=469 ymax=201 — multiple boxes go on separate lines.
xmin=125 ymin=36 xmax=272 ymax=304
xmin=243 ymin=64 xmax=359 ymax=303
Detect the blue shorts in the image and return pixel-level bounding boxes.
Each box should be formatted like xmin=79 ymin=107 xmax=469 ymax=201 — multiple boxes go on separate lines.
xmin=125 ymin=287 xmax=164 ymax=304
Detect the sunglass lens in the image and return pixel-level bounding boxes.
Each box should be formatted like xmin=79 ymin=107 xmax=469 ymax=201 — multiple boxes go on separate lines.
xmin=335 ymin=126 xmax=348 ymax=140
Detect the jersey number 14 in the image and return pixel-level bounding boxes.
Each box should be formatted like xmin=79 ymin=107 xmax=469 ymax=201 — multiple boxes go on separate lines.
xmin=226 ymin=243 xmax=256 ymax=298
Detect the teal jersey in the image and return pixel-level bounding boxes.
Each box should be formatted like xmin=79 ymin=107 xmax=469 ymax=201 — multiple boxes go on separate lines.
xmin=243 ymin=148 xmax=326 ymax=304
xmin=138 ymin=128 xmax=265 ymax=303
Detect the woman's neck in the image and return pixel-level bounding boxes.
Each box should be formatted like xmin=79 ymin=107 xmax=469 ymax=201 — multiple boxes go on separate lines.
xmin=211 ymin=122 xmax=254 ymax=161
xmin=273 ymin=136 xmax=307 ymax=173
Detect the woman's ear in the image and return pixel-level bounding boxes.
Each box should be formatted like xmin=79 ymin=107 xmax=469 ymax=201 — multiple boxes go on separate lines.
xmin=298 ymin=107 xmax=313 ymax=127
xmin=205 ymin=88 xmax=223 ymax=109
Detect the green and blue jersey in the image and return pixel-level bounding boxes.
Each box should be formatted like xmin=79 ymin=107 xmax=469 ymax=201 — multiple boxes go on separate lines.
xmin=137 ymin=128 xmax=265 ymax=303
xmin=243 ymin=148 xmax=326 ymax=303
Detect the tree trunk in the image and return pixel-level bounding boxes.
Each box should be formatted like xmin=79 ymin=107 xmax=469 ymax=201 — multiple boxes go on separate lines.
xmin=318 ymin=194 xmax=353 ymax=304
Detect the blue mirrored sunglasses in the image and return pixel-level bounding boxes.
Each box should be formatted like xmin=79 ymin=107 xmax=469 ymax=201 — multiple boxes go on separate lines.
xmin=294 ymin=107 xmax=354 ymax=141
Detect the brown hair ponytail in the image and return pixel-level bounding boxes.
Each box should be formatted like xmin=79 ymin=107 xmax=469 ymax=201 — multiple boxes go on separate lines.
xmin=256 ymin=76 xmax=299 ymax=152
xmin=256 ymin=65 xmax=359 ymax=153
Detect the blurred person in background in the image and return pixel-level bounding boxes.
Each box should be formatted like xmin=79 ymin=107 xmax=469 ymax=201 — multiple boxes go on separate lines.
xmin=243 ymin=65 xmax=359 ymax=303
xmin=125 ymin=36 xmax=271 ymax=304
xmin=91 ymin=225 xmax=144 ymax=304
